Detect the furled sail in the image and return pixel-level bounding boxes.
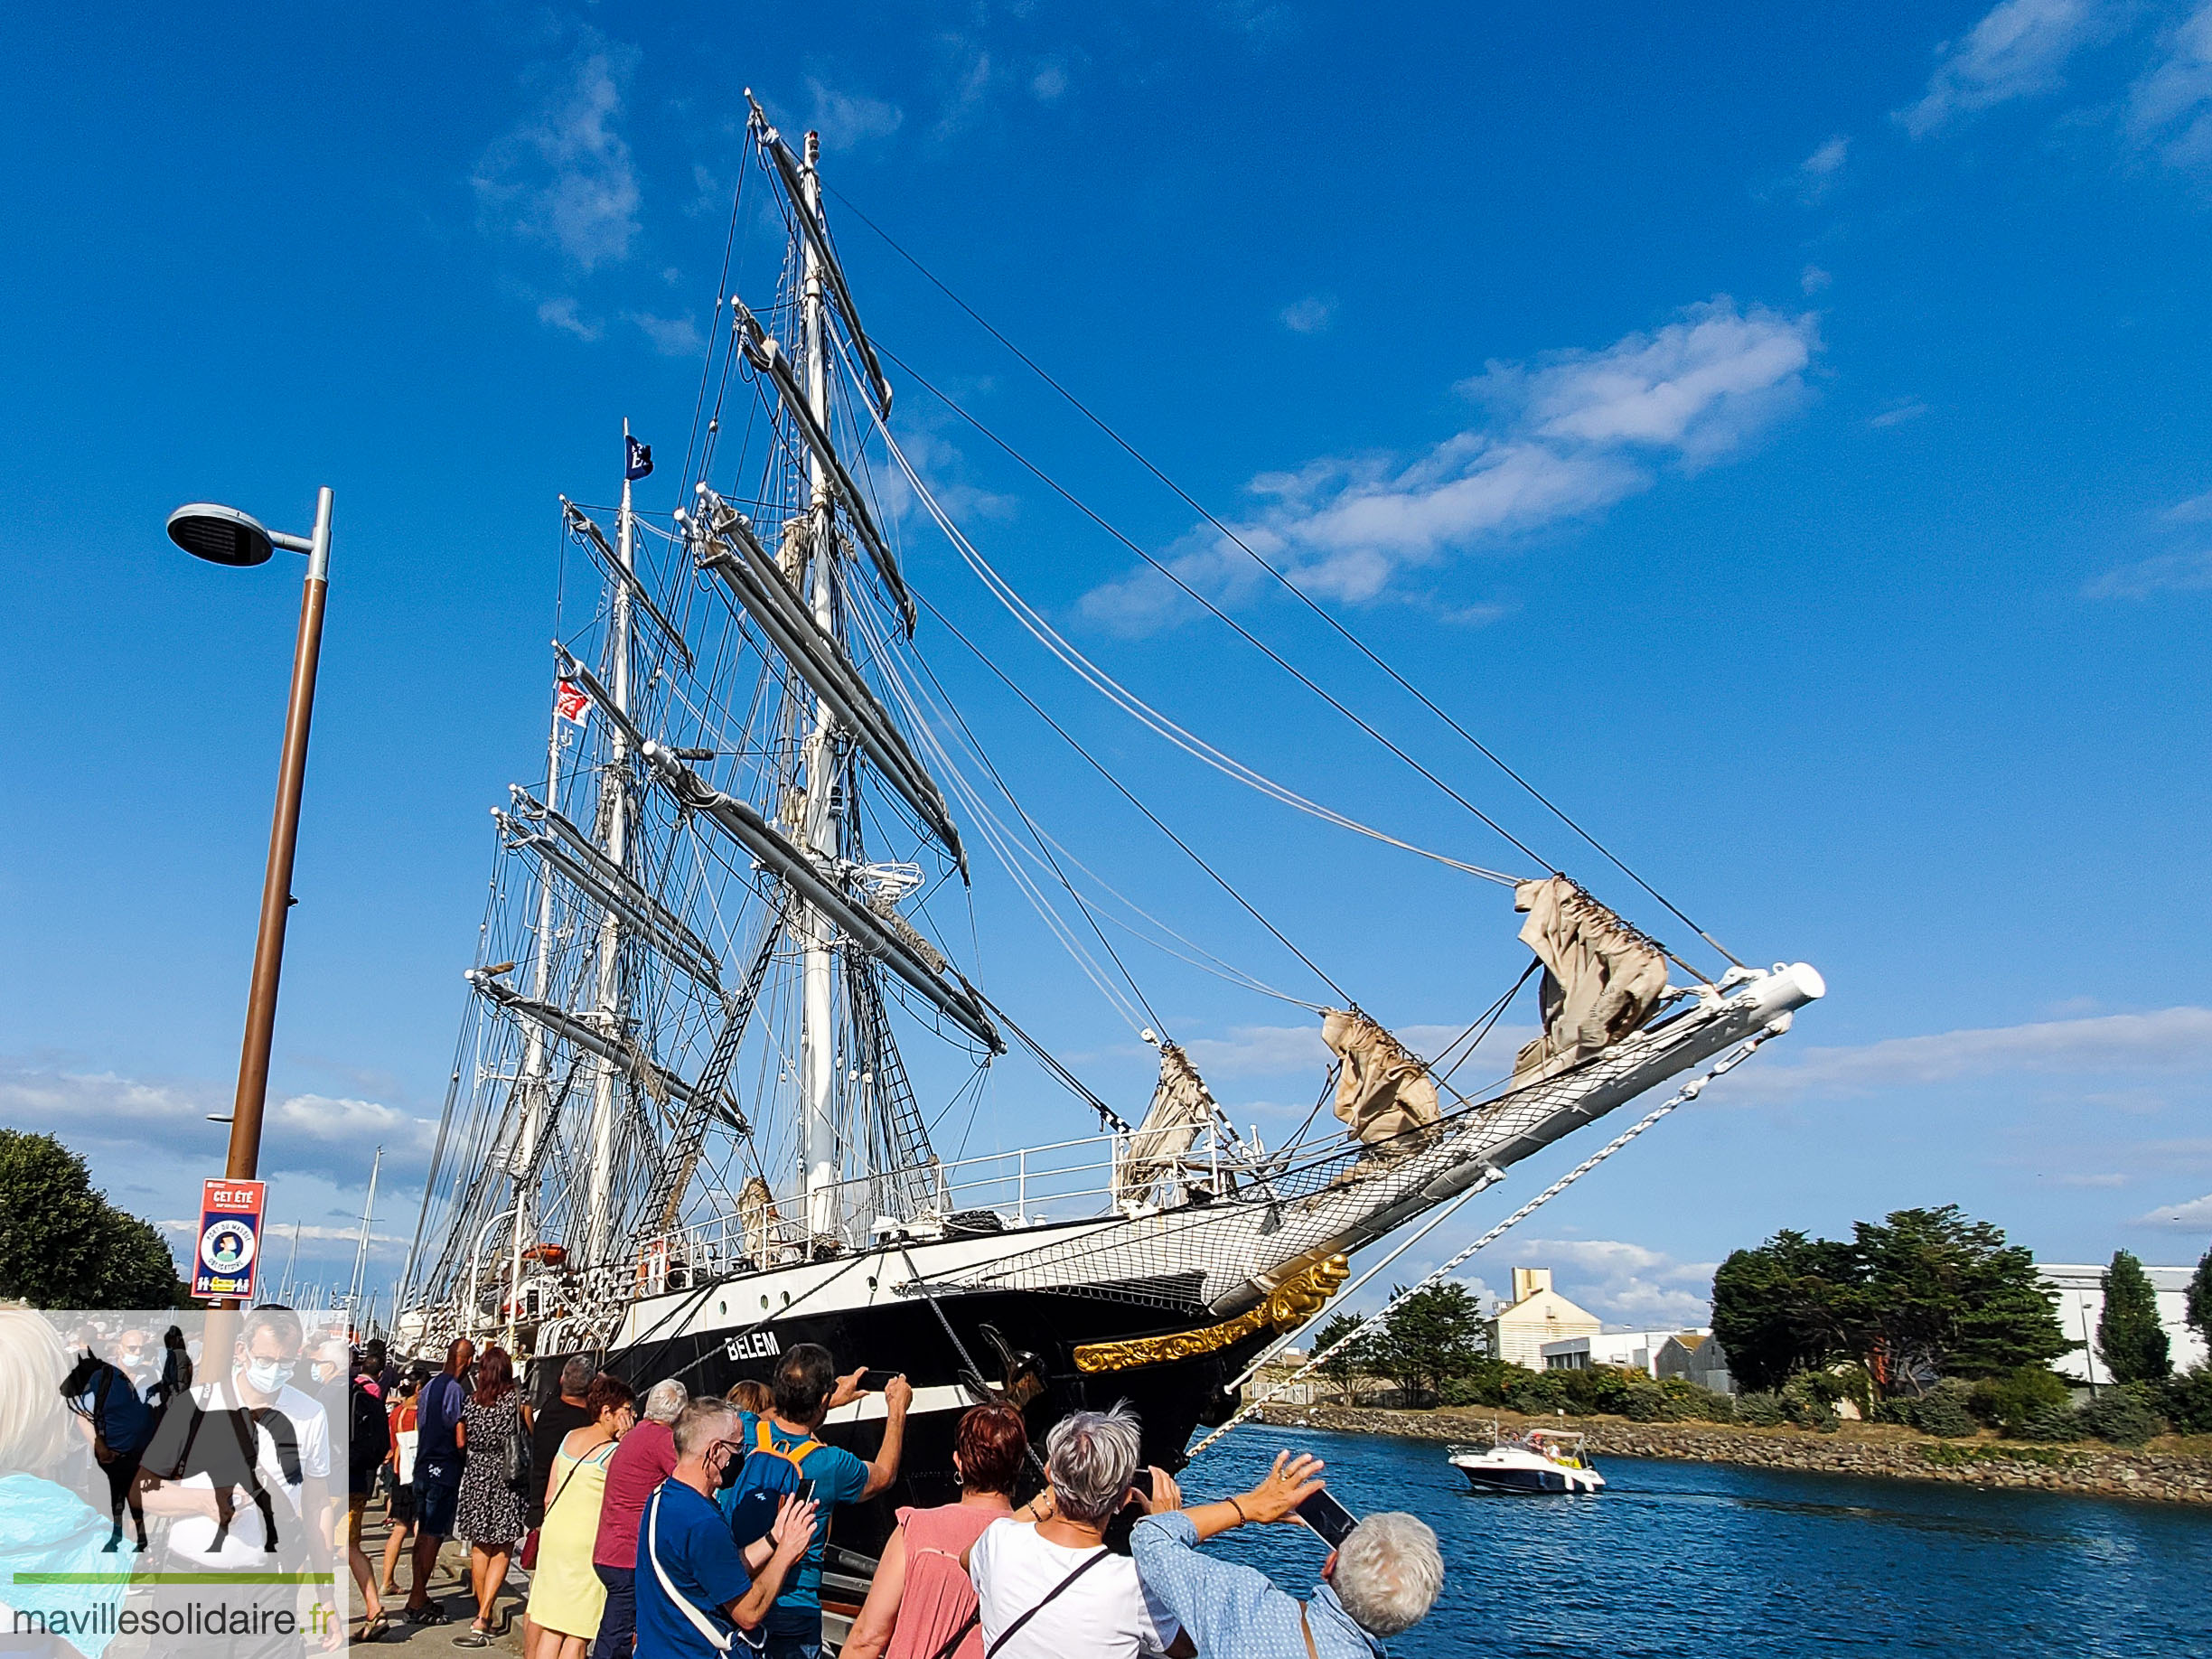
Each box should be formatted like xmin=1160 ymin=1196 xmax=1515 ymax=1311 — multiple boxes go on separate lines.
xmin=730 ymin=303 xmax=916 ymax=633
xmin=1321 ymin=1009 xmax=1440 ymax=1148
xmin=638 ymin=744 xmax=1003 ymax=1053
xmin=1510 ymin=875 xmax=1669 ymax=1084
xmin=744 ymin=92 xmax=895 ymax=421
xmin=1115 ymin=1044 xmax=1218 ymax=1205
xmin=692 ymin=496 xmax=967 ymax=873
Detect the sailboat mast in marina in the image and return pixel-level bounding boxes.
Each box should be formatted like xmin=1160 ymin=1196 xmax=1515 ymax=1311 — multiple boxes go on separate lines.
xmin=395 ymin=87 xmax=1823 ymax=1548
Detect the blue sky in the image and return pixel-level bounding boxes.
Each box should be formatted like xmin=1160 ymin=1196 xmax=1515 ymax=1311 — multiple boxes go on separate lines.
xmin=4 ymin=1 xmax=2211 ymax=1326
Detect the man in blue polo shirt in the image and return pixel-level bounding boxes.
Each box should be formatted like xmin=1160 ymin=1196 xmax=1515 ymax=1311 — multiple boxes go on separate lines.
xmin=726 ymin=1344 xmax=911 ymax=1659
xmin=636 ymin=1398 xmax=816 ymax=1659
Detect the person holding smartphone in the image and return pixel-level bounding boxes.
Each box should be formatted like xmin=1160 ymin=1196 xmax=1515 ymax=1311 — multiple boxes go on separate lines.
xmin=1129 ymin=1451 xmax=1444 ymax=1656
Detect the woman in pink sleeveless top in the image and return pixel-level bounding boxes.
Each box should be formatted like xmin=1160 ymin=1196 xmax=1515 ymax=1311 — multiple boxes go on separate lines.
xmin=843 ymin=1402 xmax=1029 ymax=1659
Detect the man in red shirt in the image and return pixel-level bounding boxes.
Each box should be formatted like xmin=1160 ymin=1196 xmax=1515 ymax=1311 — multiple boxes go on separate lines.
xmin=592 ymin=1378 xmax=688 ymax=1659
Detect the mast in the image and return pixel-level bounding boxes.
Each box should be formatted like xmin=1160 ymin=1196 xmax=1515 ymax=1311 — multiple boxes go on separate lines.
xmin=346 ymin=1146 xmax=382 ymax=1326
xmin=799 ymin=131 xmax=840 ymax=1242
xmin=586 ymin=420 xmax=636 ymax=1265
xmin=509 ymin=698 xmax=567 ymax=1340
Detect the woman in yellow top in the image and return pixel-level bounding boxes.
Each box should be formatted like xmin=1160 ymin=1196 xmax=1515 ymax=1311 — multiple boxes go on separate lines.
xmin=526 ymin=1373 xmax=637 ymax=1659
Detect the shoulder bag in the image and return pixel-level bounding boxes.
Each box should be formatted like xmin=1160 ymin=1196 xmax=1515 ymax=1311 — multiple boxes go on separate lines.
xmin=982 ymin=1545 xmax=1110 ymax=1659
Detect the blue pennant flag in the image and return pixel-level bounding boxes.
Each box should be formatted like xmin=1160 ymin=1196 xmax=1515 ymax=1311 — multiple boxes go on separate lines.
xmin=625 ymin=434 xmax=653 ymax=481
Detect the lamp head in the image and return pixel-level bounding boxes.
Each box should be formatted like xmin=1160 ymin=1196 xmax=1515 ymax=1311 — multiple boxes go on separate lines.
xmin=168 ymin=502 xmax=275 ymax=567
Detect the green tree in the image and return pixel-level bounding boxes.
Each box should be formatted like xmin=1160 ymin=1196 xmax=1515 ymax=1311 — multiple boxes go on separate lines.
xmin=1365 ymin=1282 xmax=1486 ymax=1406
xmin=0 ymin=1130 xmax=189 ymax=1308
xmin=1853 ymin=1205 xmax=2072 ymax=1385
xmin=1308 ymin=1311 xmax=1372 ymax=1404
xmin=1713 ymin=1206 xmax=2071 ymax=1395
xmin=2098 ymin=1249 xmax=2171 ymax=1383
xmin=2186 ymin=1244 xmax=2212 ymax=1349
xmin=1711 ymin=1230 xmax=1872 ymax=1392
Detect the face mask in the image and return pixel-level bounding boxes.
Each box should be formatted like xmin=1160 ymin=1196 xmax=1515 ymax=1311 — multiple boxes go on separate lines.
xmin=716 ymin=1446 xmax=745 ymax=1490
xmin=246 ymin=1359 xmax=295 ymax=1393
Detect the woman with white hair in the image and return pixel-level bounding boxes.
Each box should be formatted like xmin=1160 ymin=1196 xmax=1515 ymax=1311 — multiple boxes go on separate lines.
xmin=963 ymin=1404 xmax=1182 ymax=1659
xmin=0 ymin=1305 xmax=131 ymax=1659
xmin=1129 ymin=1449 xmax=1445 ymax=1656
xmin=590 ymin=1378 xmax=687 ymax=1659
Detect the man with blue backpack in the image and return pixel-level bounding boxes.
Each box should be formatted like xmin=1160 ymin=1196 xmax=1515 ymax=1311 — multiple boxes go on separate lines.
xmin=718 ymin=1344 xmax=911 ymax=1659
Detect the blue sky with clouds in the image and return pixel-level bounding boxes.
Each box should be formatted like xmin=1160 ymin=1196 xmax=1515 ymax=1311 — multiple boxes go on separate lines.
xmin=4 ymin=1 xmax=2210 ymax=1324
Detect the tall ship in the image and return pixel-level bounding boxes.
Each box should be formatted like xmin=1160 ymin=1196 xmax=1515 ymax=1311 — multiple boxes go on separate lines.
xmin=394 ymin=91 xmax=1822 ymax=1546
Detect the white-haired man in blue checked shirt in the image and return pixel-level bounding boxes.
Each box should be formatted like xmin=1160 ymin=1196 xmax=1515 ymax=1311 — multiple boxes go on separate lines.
xmin=1131 ymin=1452 xmax=1442 ymax=1658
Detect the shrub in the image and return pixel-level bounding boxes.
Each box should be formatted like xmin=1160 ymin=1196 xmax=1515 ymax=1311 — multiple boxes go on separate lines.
xmin=1969 ymin=1365 xmax=2074 ymax=1438
xmin=2160 ymin=1367 xmax=2212 ymax=1435
xmin=1502 ymin=1369 xmax=1570 ymax=1414
xmin=2076 ymin=1383 xmax=2163 ymax=1447
xmin=1783 ymin=1372 xmax=1846 ymax=1431
xmin=2018 ymin=1404 xmax=2082 ymax=1443
xmin=1620 ymin=1382 xmax=1667 ymax=1421
xmin=1907 ymin=1380 xmax=1978 ymax=1439
xmin=1439 ymin=1360 xmax=1517 ymax=1409
xmin=1736 ymin=1392 xmax=1786 ymax=1426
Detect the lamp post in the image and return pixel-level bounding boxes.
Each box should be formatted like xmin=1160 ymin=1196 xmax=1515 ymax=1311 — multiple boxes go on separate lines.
xmin=167 ymin=489 xmax=334 ymax=1279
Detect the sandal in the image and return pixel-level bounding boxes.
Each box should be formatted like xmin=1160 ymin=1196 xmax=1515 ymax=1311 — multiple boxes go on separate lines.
xmin=405 ymin=1605 xmax=452 ymax=1626
xmin=359 ymin=1614 xmax=392 ymax=1643
xmin=454 ymin=1624 xmax=493 ymax=1648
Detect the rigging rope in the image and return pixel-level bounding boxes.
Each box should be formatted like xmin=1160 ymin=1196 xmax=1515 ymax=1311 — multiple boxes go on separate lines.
xmin=879 ymin=342 xmax=1555 ymax=878
xmin=1186 ymin=1026 xmax=1782 ymax=1457
xmin=830 ymin=338 xmax=1523 ymax=892
xmin=920 ymin=589 xmax=1340 ymax=1008
xmin=827 ymin=186 xmax=1742 ymax=970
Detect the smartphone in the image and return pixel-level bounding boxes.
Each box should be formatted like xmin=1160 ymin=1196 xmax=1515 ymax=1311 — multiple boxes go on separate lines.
xmin=1129 ymin=1468 xmax=1155 ymax=1500
xmin=856 ymin=1369 xmax=897 ymax=1392
xmin=795 ymin=1477 xmax=816 ymax=1504
xmin=1295 ymin=1488 xmax=1358 ymax=1549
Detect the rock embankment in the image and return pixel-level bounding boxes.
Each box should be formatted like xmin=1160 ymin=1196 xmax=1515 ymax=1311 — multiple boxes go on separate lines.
xmin=1250 ymin=1403 xmax=2212 ymax=1505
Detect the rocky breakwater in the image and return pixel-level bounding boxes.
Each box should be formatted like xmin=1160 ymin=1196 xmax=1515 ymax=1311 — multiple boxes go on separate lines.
xmin=1251 ymin=1403 xmax=2212 ymax=1506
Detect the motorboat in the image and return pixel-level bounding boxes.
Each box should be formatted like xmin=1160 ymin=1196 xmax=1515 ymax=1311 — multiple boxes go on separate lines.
xmin=1448 ymin=1427 xmax=1606 ymax=1495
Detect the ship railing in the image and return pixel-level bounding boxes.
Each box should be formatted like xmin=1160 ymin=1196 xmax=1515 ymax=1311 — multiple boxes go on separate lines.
xmin=631 ymin=1123 xmax=1264 ymax=1282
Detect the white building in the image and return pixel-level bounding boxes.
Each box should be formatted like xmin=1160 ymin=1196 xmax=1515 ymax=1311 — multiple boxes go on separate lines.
xmin=1486 ymin=1267 xmax=1601 ymax=1371
xmin=2038 ymin=1263 xmax=2207 ymax=1384
xmin=1540 ymin=1329 xmax=1690 ymax=1378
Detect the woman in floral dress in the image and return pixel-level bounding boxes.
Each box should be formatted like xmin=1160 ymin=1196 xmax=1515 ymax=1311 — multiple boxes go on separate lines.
xmin=454 ymin=1345 xmax=533 ymax=1647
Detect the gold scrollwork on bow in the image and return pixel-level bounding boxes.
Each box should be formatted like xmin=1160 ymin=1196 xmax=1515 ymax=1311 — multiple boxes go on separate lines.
xmin=1073 ymin=1254 xmax=1351 ymax=1373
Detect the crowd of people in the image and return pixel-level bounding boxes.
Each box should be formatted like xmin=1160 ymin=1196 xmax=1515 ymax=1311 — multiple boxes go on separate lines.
xmin=10 ymin=1308 xmax=1445 ymax=1659
xmin=359 ymin=1337 xmax=1442 ymax=1659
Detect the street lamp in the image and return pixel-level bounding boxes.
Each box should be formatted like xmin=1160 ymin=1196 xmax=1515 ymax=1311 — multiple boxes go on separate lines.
xmin=168 ymin=488 xmax=334 ymax=1218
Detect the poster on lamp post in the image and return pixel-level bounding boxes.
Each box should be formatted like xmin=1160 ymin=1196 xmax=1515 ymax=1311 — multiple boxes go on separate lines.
xmin=191 ymin=1176 xmax=267 ymax=1301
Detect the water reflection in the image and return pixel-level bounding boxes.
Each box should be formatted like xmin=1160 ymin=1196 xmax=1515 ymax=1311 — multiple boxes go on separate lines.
xmin=1183 ymin=1424 xmax=2210 ymax=1659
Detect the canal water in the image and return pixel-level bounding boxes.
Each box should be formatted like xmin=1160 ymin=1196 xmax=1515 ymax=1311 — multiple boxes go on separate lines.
xmin=1186 ymin=1424 xmax=2212 ymax=1656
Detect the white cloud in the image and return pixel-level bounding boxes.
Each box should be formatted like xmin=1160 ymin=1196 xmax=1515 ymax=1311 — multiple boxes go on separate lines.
xmin=2083 ymin=548 xmax=2212 ymax=597
xmin=1802 ymin=135 xmax=1851 ymax=176
xmin=2138 ymin=1192 xmax=2212 ymax=1229
xmin=1279 ymin=295 xmax=1336 ymax=334
xmin=936 ymin=52 xmax=994 ymax=138
xmin=2126 ymin=3 xmax=2212 ymax=169
xmin=1791 ymin=136 xmax=1851 ymax=202
xmin=1801 ymin=264 xmax=1833 ymax=295
xmin=626 ymin=311 xmax=705 ymax=357
xmin=1870 ymin=398 xmax=1930 ymax=427
xmin=267 ymin=1092 xmax=436 ymax=1153
xmin=807 ymin=77 xmax=904 ymax=153
xmin=537 ymin=295 xmax=603 ymax=342
xmin=1709 ymin=1007 xmax=2212 ymax=1106
xmin=2163 ymin=488 xmax=2212 ymax=521
xmin=1031 ymin=61 xmax=1071 ymax=102
xmin=2057 ymin=1172 xmax=2128 ymax=1186
xmin=1082 ymin=298 xmax=1818 ymax=633
xmin=475 ymin=33 xmax=643 ymax=273
xmin=1898 ymin=0 xmax=2122 ymax=136
xmin=1514 ymin=1237 xmax=1718 ymax=1327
